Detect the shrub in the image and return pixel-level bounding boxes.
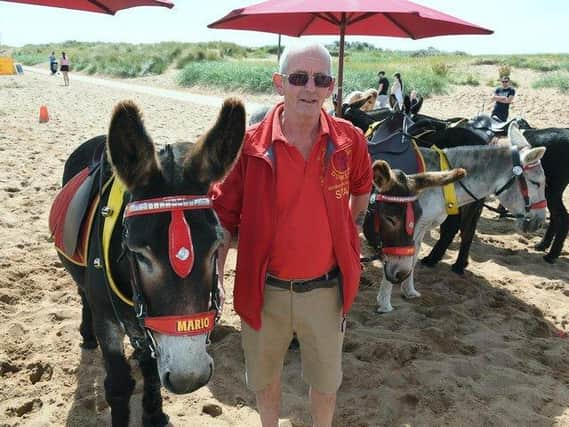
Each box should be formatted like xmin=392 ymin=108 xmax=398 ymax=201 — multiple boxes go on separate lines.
xmin=432 ymin=62 xmax=450 ymax=77
xmin=532 ymin=73 xmax=569 ymax=93
xmin=498 ymin=64 xmax=511 ymax=78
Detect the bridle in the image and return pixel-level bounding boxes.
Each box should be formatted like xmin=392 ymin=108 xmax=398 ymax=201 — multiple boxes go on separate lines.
xmin=122 ymin=195 xmax=221 ymax=358
xmin=494 ymin=146 xmax=547 ymax=215
xmin=369 ymin=193 xmax=418 ymax=257
xmin=456 ymin=145 xmax=546 ymax=219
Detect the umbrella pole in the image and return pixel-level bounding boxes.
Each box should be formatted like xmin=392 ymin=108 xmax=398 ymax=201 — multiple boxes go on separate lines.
xmin=335 ymin=14 xmax=346 ymax=118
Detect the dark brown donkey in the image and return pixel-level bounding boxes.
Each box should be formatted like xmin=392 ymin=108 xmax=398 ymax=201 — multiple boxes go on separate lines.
xmin=49 ymin=99 xmax=245 ymax=426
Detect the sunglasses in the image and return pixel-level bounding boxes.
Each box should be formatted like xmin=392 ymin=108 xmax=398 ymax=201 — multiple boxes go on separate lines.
xmin=281 ymin=72 xmax=334 ymax=88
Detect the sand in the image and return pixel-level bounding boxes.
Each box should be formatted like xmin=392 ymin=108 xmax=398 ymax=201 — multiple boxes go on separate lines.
xmin=0 ymin=64 xmax=568 ymax=427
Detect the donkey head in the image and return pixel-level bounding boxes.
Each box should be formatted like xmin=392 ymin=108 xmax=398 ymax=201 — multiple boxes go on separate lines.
xmin=497 ymin=122 xmax=546 ymax=232
xmin=107 ymin=99 xmax=245 ymax=394
xmin=368 ymin=160 xmax=466 ymax=284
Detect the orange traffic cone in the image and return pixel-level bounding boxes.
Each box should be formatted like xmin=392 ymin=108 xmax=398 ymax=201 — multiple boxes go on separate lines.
xmin=39 ymin=105 xmax=49 ymax=123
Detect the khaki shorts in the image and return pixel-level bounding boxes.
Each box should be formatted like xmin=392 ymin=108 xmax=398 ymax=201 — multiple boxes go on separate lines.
xmin=241 ymin=280 xmax=344 ymax=394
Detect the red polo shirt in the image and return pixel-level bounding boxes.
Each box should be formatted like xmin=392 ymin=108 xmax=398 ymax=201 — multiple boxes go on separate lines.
xmin=268 ymin=111 xmax=335 ymax=279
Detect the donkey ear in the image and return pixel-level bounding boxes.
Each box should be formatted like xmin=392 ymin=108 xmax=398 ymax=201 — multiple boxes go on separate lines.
xmin=184 ymin=98 xmax=245 ymax=185
xmin=411 ymin=168 xmax=466 ymax=192
xmin=521 ymin=147 xmax=546 ymax=165
xmin=372 ymin=160 xmax=395 ymax=191
xmin=107 ymin=101 xmax=160 ymax=191
xmin=508 ymin=121 xmax=529 ymax=148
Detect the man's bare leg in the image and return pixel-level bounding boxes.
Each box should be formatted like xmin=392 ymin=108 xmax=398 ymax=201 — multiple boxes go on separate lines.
xmin=255 ymin=374 xmax=281 ymax=427
xmin=310 ymin=387 xmax=336 ymax=427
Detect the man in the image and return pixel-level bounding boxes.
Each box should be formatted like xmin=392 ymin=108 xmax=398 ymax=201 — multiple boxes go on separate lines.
xmin=491 ymin=75 xmax=516 ymax=122
xmin=49 ymin=51 xmax=57 ymax=75
xmin=213 ymin=43 xmax=372 ymax=427
xmin=377 ymin=70 xmax=389 ymax=108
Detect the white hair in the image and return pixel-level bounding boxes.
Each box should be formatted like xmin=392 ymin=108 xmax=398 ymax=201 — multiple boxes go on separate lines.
xmin=278 ymin=42 xmax=332 ymax=75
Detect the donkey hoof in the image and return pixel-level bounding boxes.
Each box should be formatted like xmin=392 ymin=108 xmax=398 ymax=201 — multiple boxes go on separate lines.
xmin=451 ymin=264 xmax=466 ymax=275
xmin=420 ymin=256 xmax=438 ymax=267
xmin=543 ymin=254 xmax=557 ymax=264
xmin=143 ymin=412 xmax=169 ymax=427
xmin=376 ymin=305 xmax=394 ymax=314
xmin=402 ymin=291 xmax=421 ymax=299
xmin=80 ymin=340 xmax=98 ymax=350
xmin=534 ymin=242 xmax=550 ymax=252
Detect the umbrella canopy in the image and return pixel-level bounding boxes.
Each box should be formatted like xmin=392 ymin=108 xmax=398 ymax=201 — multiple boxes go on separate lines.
xmin=208 ymin=0 xmax=493 ymax=116
xmin=1 ymin=0 xmax=173 ymax=15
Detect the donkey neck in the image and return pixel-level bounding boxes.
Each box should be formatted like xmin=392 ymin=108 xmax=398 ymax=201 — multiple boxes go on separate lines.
xmin=424 ymin=145 xmax=516 ymax=207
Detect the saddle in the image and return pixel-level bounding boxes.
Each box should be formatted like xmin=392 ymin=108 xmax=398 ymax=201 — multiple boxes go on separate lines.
xmin=49 ymin=150 xmax=110 ymax=265
xmin=367 ymin=112 xmax=425 ymax=174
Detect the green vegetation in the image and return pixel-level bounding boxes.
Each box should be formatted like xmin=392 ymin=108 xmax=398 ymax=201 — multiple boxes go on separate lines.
xmin=10 ymin=41 xmax=569 ymax=95
xmin=532 ymin=72 xmax=569 ymax=93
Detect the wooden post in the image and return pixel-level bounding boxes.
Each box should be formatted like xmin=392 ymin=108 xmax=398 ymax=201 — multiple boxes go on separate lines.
xmin=335 ymin=14 xmax=346 ymax=118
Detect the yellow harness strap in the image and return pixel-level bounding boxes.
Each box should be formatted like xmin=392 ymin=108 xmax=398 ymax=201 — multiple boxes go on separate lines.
xmin=432 ymin=146 xmax=459 ymax=215
xmin=102 ymin=177 xmax=133 ymax=306
xmin=365 ymin=120 xmax=383 ymax=139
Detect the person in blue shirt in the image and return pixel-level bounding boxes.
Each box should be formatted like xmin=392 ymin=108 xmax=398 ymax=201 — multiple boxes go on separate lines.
xmin=49 ymin=52 xmax=57 ymax=75
xmin=491 ymin=76 xmax=516 ymax=122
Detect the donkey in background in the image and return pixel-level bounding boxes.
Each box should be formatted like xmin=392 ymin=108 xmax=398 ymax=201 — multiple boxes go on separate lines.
xmin=376 ymin=124 xmax=547 ymax=313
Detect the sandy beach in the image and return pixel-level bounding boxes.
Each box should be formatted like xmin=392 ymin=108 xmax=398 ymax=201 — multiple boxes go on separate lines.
xmin=0 ymin=65 xmax=568 ymax=427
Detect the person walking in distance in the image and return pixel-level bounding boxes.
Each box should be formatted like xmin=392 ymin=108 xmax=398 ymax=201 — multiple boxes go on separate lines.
xmin=60 ymin=52 xmax=70 ymax=86
xmin=213 ymin=42 xmax=373 ymax=427
xmin=390 ymin=72 xmax=404 ymax=110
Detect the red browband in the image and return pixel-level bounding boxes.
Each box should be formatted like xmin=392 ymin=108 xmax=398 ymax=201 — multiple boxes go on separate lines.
xmin=144 ymin=310 xmax=216 ymax=336
xmin=373 ymin=194 xmax=418 ymax=203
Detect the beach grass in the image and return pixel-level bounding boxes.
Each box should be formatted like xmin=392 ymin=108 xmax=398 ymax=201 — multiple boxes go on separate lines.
xmin=11 ymin=41 xmax=569 ymax=95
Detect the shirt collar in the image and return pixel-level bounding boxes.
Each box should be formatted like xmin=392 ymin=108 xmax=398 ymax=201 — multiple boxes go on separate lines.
xmin=271 ymin=103 xmax=330 ymax=144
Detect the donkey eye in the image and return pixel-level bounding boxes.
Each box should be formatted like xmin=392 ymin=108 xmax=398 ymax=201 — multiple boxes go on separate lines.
xmin=133 ymin=251 xmax=151 ymax=267
xmin=529 ymin=180 xmax=541 ymax=187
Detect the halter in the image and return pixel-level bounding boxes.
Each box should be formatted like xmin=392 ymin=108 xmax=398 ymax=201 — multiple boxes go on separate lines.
xmin=494 ymin=146 xmax=547 ymax=216
xmin=123 ymin=195 xmax=220 ymax=358
xmin=453 ymin=145 xmax=546 ymax=219
xmin=370 ymin=193 xmax=418 ymax=256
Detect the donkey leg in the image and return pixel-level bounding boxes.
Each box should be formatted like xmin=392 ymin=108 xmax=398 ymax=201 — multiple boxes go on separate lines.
xmin=97 ymin=323 xmax=135 ymax=427
xmin=536 ymin=185 xmax=558 ymax=252
xmin=78 ymin=289 xmax=98 ymax=349
xmin=421 ymin=214 xmax=460 ymax=267
xmin=535 ymin=220 xmax=556 ymax=252
xmin=401 ymin=274 xmax=421 ymax=299
xmin=137 ymin=350 xmax=169 ymax=427
xmin=545 ymin=189 xmax=568 ymax=263
xmin=377 ymin=276 xmax=394 ymax=313
xmin=452 ymin=201 xmax=483 ymax=275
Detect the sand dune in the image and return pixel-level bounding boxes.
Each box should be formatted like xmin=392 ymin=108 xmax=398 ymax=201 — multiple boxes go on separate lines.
xmin=0 ymin=67 xmax=568 ymax=427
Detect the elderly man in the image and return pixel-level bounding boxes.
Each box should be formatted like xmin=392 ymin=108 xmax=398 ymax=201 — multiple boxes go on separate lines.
xmin=213 ymin=42 xmax=372 ymax=427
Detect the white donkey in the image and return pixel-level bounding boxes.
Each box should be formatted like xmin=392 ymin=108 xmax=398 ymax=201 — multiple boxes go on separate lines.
xmin=377 ymin=122 xmax=547 ymax=313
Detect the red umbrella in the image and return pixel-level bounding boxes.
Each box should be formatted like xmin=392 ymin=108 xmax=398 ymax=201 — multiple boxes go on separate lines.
xmin=208 ymin=0 xmax=493 ymax=116
xmin=0 ymin=0 xmax=173 ymax=15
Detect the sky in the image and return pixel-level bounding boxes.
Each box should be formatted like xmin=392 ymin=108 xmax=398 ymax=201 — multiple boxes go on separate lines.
xmin=0 ymin=0 xmax=568 ymax=55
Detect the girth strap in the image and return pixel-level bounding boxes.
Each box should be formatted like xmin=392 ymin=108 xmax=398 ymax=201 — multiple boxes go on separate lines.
xmin=432 ymin=146 xmax=459 ymax=215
